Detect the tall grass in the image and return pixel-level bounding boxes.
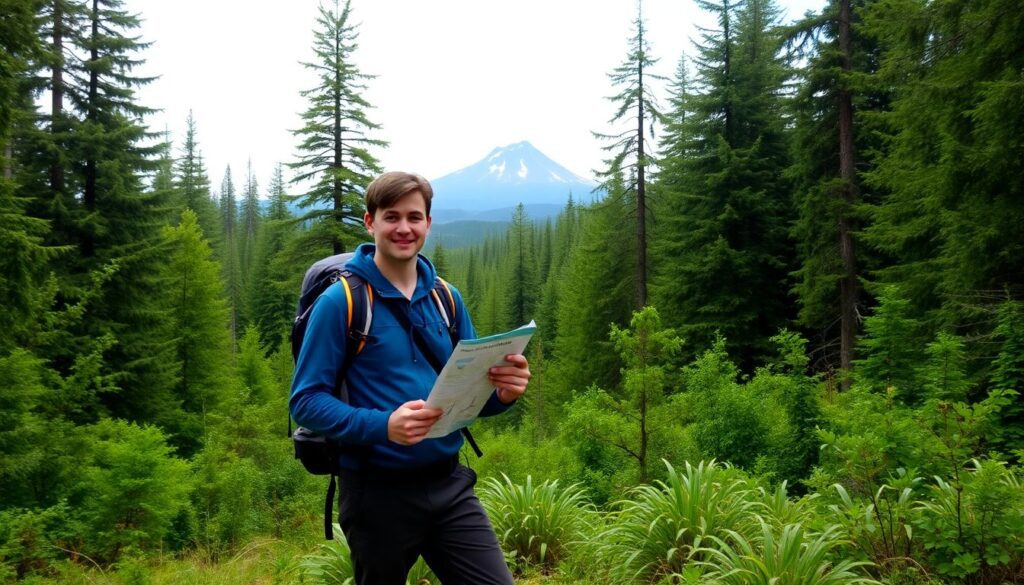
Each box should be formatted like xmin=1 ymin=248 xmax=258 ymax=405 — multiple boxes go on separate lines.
xmin=479 ymin=474 xmax=594 ymax=573
xmin=587 ymin=460 xmax=754 ymax=583
xmin=697 ymin=521 xmax=880 ymax=585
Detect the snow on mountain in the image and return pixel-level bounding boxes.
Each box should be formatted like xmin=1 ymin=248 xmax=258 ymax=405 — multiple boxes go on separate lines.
xmin=430 ymin=141 xmax=598 ymax=214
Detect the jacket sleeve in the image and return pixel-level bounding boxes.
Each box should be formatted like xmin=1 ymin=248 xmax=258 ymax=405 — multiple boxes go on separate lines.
xmin=449 ymin=285 xmax=515 ymax=417
xmin=289 ymin=285 xmax=390 ymax=445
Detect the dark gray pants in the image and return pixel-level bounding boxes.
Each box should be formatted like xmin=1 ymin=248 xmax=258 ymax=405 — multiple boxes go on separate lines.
xmin=337 ymin=462 xmax=514 ymax=585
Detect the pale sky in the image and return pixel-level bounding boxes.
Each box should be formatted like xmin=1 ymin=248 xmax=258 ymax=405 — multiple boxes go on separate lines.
xmin=128 ymin=0 xmax=823 ymax=195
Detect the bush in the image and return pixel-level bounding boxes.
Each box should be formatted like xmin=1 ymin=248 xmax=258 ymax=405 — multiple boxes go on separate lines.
xmin=478 ymin=474 xmax=594 ymax=573
xmin=76 ymin=419 xmax=193 ymax=562
xmin=914 ymin=459 xmax=1024 ymax=583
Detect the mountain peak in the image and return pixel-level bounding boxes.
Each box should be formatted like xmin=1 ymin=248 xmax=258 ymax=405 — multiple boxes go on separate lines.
xmin=432 ymin=142 xmax=596 ymax=212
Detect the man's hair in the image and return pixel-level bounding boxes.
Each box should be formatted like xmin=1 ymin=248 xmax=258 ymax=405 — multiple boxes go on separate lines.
xmin=365 ymin=171 xmax=434 ymax=217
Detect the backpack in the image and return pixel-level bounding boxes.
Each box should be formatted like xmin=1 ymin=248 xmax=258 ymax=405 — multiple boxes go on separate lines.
xmin=288 ymin=252 xmax=481 ymax=539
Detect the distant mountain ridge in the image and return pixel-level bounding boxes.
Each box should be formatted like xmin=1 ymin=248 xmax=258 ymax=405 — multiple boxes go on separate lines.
xmin=430 ymin=141 xmax=598 ymax=214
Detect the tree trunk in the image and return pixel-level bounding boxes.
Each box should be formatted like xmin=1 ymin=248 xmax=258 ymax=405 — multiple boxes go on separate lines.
xmin=82 ymin=0 xmax=99 ymax=258
xmin=837 ymin=0 xmax=858 ymax=388
xmin=332 ymin=33 xmax=344 ymax=255
xmin=49 ymin=0 xmax=65 ymax=196
xmin=636 ymin=10 xmax=648 ymax=309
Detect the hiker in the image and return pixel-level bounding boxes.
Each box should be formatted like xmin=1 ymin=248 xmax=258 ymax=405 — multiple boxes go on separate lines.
xmin=289 ymin=171 xmax=529 ymax=584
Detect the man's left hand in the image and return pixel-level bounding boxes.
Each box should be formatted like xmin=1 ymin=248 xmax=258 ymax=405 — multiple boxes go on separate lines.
xmin=490 ymin=354 xmax=530 ymax=405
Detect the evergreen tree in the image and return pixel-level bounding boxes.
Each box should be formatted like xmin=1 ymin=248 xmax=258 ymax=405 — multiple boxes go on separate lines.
xmin=31 ymin=0 xmax=177 ymax=425
xmin=565 ymin=306 xmax=682 ymax=482
xmin=552 ymin=188 xmax=636 ymax=397
xmin=785 ymin=0 xmax=888 ymax=378
xmin=248 ymin=163 xmax=298 ymax=351
xmin=503 ymin=203 xmax=537 ymax=327
xmin=160 ymin=210 xmax=234 ymax=455
xmin=653 ymin=0 xmax=794 ymax=369
xmin=173 ymin=111 xmax=218 ymax=242
xmin=990 ymin=300 xmax=1024 ymax=453
xmin=863 ymin=0 xmax=1024 ymax=356
xmin=290 ymin=0 xmax=386 ymax=255
xmin=854 ymin=285 xmax=922 ymax=402
xmin=431 ymin=238 xmax=449 ymax=277
xmin=219 ymin=165 xmax=242 ymax=345
xmin=593 ymin=2 xmax=663 ymax=308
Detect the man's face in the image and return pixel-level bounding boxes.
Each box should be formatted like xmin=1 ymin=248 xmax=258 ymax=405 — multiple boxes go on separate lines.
xmin=364 ymin=190 xmax=432 ymax=264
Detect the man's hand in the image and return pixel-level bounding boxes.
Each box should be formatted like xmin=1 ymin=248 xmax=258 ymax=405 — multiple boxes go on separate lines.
xmin=388 ymin=400 xmax=443 ymax=445
xmin=490 ymin=354 xmax=531 ymax=405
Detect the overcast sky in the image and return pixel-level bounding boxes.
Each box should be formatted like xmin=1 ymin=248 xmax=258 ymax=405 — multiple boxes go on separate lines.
xmin=127 ymin=0 xmax=823 ymax=194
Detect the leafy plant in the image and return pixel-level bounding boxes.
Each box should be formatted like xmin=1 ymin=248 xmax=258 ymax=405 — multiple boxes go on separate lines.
xmin=300 ymin=526 xmax=354 ymax=585
xmin=697 ymin=521 xmax=880 ymax=585
xmin=590 ymin=460 xmax=754 ymax=583
xmin=478 ymin=473 xmax=594 ymax=573
xmin=914 ymin=459 xmax=1024 ymax=583
xmin=826 ymin=469 xmax=920 ymax=569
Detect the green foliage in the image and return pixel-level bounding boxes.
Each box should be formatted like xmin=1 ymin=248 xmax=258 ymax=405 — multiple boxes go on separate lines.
xmin=824 ymin=470 xmax=919 ymax=569
xmin=76 ymin=419 xmax=193 ymax=562
xmin=684 ymin=338 xmax=776 ymax=470
xmin=698 ymin=521 xmax=879 ymax=585
xmin=854 ymin=286 xmax=923 ymax=402
xmin=300 ymin=527 xmax=355 ymax=584
xmin=919 ymin=332 xmax=969 ymax=403
xmin=160 ymin=210 xmax=234 ymax=455
xmin=914 ymin=459 xmax=1024 ymax=582
xmin=991 ymin=300 xmax=1024 ymax=453
xmin=653 ymin=0 xmax=794 ymax=370
xmin=590 ymin=460 xmax=755 ymax=583
xmin=479 ymin=474 xmax=594 ymax=573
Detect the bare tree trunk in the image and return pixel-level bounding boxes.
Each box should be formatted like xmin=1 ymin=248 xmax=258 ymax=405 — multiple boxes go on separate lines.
xmin=837 ymin=0 xmax=859 ymax=388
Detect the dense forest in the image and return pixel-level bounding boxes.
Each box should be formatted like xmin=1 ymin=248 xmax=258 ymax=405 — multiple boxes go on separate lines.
xmin=1 ymin=0 xmax=1023 ymax=583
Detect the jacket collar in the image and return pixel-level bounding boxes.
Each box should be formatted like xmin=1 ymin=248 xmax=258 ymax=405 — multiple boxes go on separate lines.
xmin=346 ymin=243 xmax=437 ymax=301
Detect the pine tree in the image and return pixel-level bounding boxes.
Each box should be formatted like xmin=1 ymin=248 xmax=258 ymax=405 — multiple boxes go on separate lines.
xmin=552 ymin=188 xmax=636 ymax=397
xmin=786 ymin=0 xmax=888 ymax=378
xmin=248 ymin=163 xmax=299 ymax=351
xmin=431 ymin=238 xmax=449 ymax=277
xmin=863 ymin=0 xmax=1024 ymax=357
xmin=854 ymin=285 xmax=922 ymax=402
xmin=219 ymin=165 xmax=242 ymax=345
xmin=160 ymin=210 xmax=234 ymax=455
xmin=503 ymin=203 xmax=537 ymax=327
xmin=174 ymin=111 xmax=219 ymax=242
xmin=653 ymin=0 xmax=794 ymax=369
xmin=990 ymin=300 xmax=1024 ymax=453
xmin=290 ymin=0 xmax=386 ymax=255
xmin=34 ymin=0 xmax=177 ymax=425
xmin=593 ymin=2 xmax=663 ymax=308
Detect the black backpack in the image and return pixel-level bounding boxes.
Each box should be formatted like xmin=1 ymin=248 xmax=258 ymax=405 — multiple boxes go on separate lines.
xmin=289 ymin=252 xmax=481 ymax=539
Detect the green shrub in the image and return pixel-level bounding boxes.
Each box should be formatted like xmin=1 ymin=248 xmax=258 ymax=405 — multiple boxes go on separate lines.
xmin=825 ymin=469 xmax=920 ymax=570
xmin=697 ymin=521 xmax=880 ymax=585
xmin=589 ymin=460 xmax=755 ymax=583
xmin=76 ymin=419 xmax=193 ymax=562
xmin=914 ymin=459 xmax=1024 ymax=582
xmin=478 ymin=474 xmax=594 ymax=573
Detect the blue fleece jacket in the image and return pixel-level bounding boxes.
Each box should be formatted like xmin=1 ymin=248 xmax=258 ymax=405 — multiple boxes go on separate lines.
xmin=289 ymin=244 xmax=512 ymax=470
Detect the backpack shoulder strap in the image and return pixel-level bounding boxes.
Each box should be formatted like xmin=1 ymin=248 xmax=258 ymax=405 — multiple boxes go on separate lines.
xmin=431 ymin=276 xmax=459 ymax=343
xmin=338 ymin=270 xmax=373 ymax=356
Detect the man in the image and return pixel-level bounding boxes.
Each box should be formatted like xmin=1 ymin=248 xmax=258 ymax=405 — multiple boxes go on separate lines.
xmin=290 ymin=171 xmax=530 ymax=584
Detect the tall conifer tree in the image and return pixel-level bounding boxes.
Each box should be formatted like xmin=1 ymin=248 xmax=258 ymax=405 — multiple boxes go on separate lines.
xmin=174 ymin=111 xmax=219 ymax=242
xmin=220 ymin=165 xmax=242 ymax=345
xmin=593 ymin=2 xmax=663 ymax=308
xmin=248 ymin=163 xmax=298 ymax=350
xmin=653 ymin=0 xmax=793 ymax=369
xmin=290 ymin=0 xmax=386 ymax=256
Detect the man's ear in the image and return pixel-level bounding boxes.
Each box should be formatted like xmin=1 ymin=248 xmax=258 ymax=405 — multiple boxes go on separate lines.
xmin=364 ymin=211 xmax=373 ymax=233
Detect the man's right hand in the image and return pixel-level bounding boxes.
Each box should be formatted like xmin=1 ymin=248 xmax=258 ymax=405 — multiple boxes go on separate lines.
xmin=387 ymin=400 xmax=443 ymax=445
